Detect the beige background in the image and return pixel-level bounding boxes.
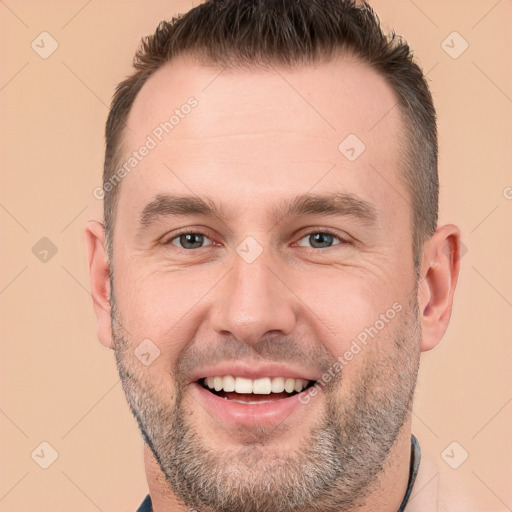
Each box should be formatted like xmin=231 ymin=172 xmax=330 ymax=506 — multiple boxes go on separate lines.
xmin=1 ymin=1 xmax=511 ymax=510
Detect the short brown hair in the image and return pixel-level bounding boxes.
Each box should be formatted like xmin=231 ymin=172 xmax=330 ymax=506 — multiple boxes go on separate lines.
xmin=103 ymin=0 xmax=438 ymax=267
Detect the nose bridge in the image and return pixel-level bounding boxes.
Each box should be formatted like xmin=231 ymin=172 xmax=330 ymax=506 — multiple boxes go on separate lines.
xmin=210 ymin=244 xmax=296 ymax=343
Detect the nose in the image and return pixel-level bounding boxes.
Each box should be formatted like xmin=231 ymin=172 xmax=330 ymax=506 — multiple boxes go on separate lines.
xmin=209 ymin=248 xmax=297 ymax=345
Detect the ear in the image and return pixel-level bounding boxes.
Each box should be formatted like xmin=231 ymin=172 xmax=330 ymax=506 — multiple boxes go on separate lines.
xmin=85 ymin=220 xmax=114 ymax=349
xmin=417 ymin=224 xmax=462 ymax=352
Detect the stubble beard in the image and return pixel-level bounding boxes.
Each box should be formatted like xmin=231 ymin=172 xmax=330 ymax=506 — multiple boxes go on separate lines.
xmin=112 ymin=296 xmax=421 ymax=512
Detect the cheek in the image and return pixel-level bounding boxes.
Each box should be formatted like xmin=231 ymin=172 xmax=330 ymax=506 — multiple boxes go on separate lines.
xmin=296 ymin=268 xmax=400 ymax=340
xmin=112 ymin=250 xmax=410 ymax=378
xmin=294 ymin=269 xmax=408 ymax=387
xmin=113 ymin=264 xmax=215 ymax=354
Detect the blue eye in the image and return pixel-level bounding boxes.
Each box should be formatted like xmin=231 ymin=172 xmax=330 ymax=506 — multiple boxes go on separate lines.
xmin=165 ymin=229 xmax=346 ymax=251
xmin=296 ymin=231 xmax=343 ymax=249
xmin=169 ymin=232 xmax=213 ymax=250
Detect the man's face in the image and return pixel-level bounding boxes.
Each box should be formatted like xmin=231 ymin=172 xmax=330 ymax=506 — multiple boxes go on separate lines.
xmin=110 ymin=55 xmax=421 ymax=512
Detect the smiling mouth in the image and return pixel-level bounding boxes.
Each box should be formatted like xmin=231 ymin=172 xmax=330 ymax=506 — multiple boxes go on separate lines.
xmin=199 ymin=376 xmax=317 ymax=404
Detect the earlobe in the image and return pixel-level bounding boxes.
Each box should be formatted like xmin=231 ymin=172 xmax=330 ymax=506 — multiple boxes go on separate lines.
xmin=418 ymin=224 xmax=461 ymax=352
xmin=85 ymin=220 xmax=114 ymax=349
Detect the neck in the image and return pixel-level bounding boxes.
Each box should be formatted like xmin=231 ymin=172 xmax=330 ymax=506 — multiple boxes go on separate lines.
xmin=348 ymin=421 xmax=413 ymax=512
xmin=145 ymin=419 xmax=413 ymax=512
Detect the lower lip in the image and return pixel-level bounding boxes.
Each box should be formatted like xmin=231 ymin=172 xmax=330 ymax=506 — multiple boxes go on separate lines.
xmin=191 ymin=382 xmax=319 ymax=427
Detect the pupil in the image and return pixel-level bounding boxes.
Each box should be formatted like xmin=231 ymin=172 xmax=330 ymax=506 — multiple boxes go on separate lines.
xmin=310 ymin=233 xmax=333 ymax=248
xmin=181 ymin=233 xmax=203 ymax=249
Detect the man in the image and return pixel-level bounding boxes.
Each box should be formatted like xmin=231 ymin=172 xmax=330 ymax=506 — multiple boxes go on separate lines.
xmin=85 ymin=1 xmax=465 ymax=510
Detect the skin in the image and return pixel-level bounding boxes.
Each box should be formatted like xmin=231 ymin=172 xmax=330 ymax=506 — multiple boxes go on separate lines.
xmin=86 ymin=53 xmax=460 ymax=511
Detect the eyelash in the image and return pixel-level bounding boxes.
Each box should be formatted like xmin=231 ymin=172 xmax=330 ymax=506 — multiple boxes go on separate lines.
xmin=163 ymin=228 xmax=349 ymax=250
xmin=294 ymin=228 xmax=347 ymax=247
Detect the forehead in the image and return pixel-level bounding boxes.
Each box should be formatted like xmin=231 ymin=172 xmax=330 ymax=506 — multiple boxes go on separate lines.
xmin=127 ymin=52 xmax=402 ymax=143
xmin=118 ymin=53 xmax=406 ymax=226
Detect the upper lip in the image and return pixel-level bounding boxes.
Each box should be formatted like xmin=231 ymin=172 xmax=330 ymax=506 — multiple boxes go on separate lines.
xmin=187 ymin=363 xmax=320 ymax=384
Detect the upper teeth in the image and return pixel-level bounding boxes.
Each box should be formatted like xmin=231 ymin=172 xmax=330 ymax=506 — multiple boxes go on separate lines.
xmin=203 ymin=376 xmax=310 ymax=395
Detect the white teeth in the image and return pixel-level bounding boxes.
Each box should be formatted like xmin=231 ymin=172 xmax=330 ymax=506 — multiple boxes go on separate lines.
xmin=235 ymin=377 xmax=253 ymax=394
xmin=214 ymin=376 xmax=223 ymax=392
xmin=284 ymin=378 xmax=296 ymax=393
xmin=223 ymin=375 xmax=235 ymax=392
xmin=203 ymin=375 xmax=311 ymax=394
xmin=271 ymin=377 xmax=285 ymax=393
xmin=294 ymin=378 xmax=307 ymax=393
xmin=252 ymin=377 xmax=272 ymax=394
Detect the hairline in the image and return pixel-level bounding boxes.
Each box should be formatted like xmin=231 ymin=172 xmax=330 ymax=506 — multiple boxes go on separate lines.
xmin=105 ymin=51 xmax=425 ymax=267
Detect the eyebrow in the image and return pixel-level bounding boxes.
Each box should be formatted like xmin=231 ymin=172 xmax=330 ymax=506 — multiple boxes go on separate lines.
xmin=271 ymin=192 xmax=377 ymax=225
xmin=138 ymin=192 xmax=377 ymax=229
